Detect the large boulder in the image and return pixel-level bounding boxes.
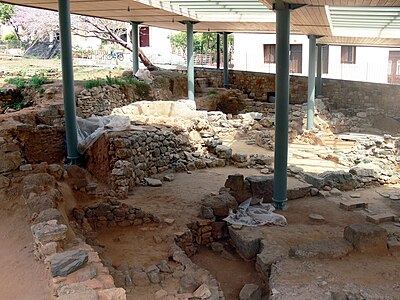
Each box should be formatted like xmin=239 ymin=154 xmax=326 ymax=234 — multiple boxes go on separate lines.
xmin=202 ymin=191 xmax=238 ymax=218
xmin=319 ymin=170 xmax=360 ymax=191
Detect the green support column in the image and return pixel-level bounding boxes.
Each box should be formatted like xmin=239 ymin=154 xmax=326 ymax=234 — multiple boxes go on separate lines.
xmin=273 ymin=1 xmax=290 ymax=210
xmin=58 ymin=0 xmax=78 ymax=163
xmin=131 ymin=22 xmax=140 ymax=75
xmin=316 ymin=44 xmax=323 ymax=96
xmin=307 ymin=35 xmax=316 ymax=130
xmin=216 ymin=33 xmax=221 ymax=70
xmin=223 ymin=32 xmax=229 ymax=87
xmin=187 ymin=22 xmax=194 ymax=101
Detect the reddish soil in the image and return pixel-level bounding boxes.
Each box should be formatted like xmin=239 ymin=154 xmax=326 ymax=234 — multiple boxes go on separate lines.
xmin=0 ymin=189 xmax=50 ymax=300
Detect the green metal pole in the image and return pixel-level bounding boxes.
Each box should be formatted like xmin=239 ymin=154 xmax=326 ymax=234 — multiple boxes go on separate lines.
xmin=223 ymin=32 xmax=229 ymax=87
xmin=273 ymin=1 xmax=290 ymax=210
xmin=316 ymin=43 xmax=323 ymax=96
xmin=216 ymin=33 xmax=221 ymax=70
xmin=58 ymin=0 xmax=78 ymax=163
xmin=187 ymin=22 xmax=194 ymax=101
xmin=307 ymin=35 xmax=316 ymax=130
xmin=131 ymin=22 xmax=139 ymax=75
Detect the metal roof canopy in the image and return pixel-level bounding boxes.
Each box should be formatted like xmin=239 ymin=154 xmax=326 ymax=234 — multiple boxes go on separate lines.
xmin=3 ymin=0 xmax=400 ymax=46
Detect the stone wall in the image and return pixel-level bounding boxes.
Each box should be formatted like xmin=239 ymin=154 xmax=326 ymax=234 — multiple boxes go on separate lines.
xmin=195 ymin=68 xmax=308 ymax=104
xmin=22 ymin=171 xmax=126 ymax=300
xmin=76 ymin=73 xmax=187 ymax=118
xmin=86 ymin=128 xmax=226 ymax=198
xmin=322 ymin=78 xmax=400 ymax=117
xmin=194 ymin=68 xmax=400 ymax=117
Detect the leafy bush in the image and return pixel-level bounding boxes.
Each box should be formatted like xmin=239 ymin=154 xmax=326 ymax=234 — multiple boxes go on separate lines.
xmin=5 ymin=77 xmax=26 ymax=89
xmin=5 ymin=75 xmax=48 ymax=90
xmin=2 ymin=33 xmax=17 ymax=42
xmin=84 ymin=79 xmax=104 ymax=89
xmin=208 ymin=89 xmax=217 ymax=95
xmin=28 ymin=75 xmax=48 ymax=88
xmin=105 ymin=75 xmax=126 ymax=86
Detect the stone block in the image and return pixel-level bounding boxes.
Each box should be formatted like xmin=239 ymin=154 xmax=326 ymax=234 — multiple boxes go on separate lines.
xmin=49 ymin=249 xmax=89 ymax=277
xmin=202 ymin=192 xmax=238 ymax=218
xmin=246 ymin=176 xmax=272 ymax=200
xmin=36 ymin=208 xmax=66 ymax=225
xmin=239 ymin=284 xmax=262 ymax=300
xmin=225 ymin=174 xmax=251 ymax=204
xmin=144 ymin=177 xmax=162 ymax=187
xmin=229 ymin=227 xmax=262 ymax=260
xmin=98 ymin=288 xmax=126 ymax=300
xmin=256 ymin=240 xmax=287 ymax=278
xmin=0 ymin=175 xmax=10 ymax=189
xmin=57 ymin=283 xmax=98 ymax=300
xmin=366 ymin=213 xmax=396 ymax=224
xmin=344 ymin=222 xmax=387 ymax=254
xmin=301 ymin=172 xmax=325 ymax=189
xmin=289 ymin=238 xmax=353 ymax=259
xmin=339 ymin=201 xmax=368 ymax=211
xmin=215 ymin=145 xmax=232 ymax=159
xmin=31 ymin=220 xmax=67 ymax=244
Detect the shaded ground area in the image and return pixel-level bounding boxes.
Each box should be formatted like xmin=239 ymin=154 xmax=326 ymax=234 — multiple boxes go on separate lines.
xmin=192 ymin=246 xmax=265 ymax=300
xmin=0 ymin=189 xmax=50 ymax=300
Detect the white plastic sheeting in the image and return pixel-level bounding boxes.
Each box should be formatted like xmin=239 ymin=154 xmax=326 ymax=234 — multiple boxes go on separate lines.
xmin=76 ymin=115 xmax=131 ymax=153
xmin=224 ymin=198 xmax=287 ymax=227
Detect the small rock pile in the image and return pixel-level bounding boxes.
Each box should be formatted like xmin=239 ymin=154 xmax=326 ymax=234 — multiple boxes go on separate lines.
xmin=81 ymin=232 xmax=225 ymax=299
xmin=72 ymin=199 xmax=160 ymax=229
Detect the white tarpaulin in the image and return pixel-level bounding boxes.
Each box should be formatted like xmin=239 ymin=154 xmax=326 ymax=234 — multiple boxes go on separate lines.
xmin=224 ymin=198 xmax=287 ymax=227
xmin=76 ymin=115 xmax=131 ymax=153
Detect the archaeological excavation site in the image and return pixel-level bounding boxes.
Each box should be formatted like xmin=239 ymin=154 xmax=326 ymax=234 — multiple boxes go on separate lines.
xmin=0 ymin=67 xmax=399 ymax=300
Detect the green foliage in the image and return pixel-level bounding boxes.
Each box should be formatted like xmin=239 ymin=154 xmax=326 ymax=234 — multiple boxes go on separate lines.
xmin=169 ymin=32 xmax=234 ymax=55
xmin=0 ymin=3 xmax=15 ymax=24
xmin=105 ymin=75 xmax=126 ymax=86
xmin=3 ymin=32 xmax=17 ymax=41
xmin=5 ymin=77 xmax=26 ymax=89
xmin=207 ymin=89 xmax=217 ymax=95
xmin=5 ymin=75 xmax=48 ymax=90
xmin=84 ymin=79 xmax=105 ymax=89
xmin=29 ymin=75 xmax=48 ymax=88
xmin=83 ymin=75 xmax=150 ymax=99
xmin=168 ymin=32 xmax=187 ymax=54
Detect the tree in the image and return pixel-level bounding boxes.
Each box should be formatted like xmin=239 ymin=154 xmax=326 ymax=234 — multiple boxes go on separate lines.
xmin=169 ymin=31 xmax=233 ymax=56
xmin=71 ymin=16 xmax=156 ymax=70
xmin=0 ymin=3 xmax=14 ymax=24
xmin=8 ymin=6 xmax=156 ymax=70
xmin=9 ymin=6 xmax=59 ymax=43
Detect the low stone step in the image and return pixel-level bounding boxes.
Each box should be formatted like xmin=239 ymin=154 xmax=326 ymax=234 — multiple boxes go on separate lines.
xmin=366 ymin=213 xmax=396 ymax=224
xmin=340 ymin=200 xmax=368 ymax=211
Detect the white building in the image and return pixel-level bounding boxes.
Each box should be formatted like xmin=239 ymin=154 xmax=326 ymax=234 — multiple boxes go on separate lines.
xmin=234 ymin=33 xmax=400 ymax=84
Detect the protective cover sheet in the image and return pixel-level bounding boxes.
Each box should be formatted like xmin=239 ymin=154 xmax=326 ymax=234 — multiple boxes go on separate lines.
xmin=224 ymin=198 xmax=287 ymax=227
xmin=76 ymin=115 xmax=131 ymax=153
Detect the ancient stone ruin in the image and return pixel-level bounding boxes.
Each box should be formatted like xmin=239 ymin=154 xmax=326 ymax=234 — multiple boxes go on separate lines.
xmin=0 ymin=69 xmax=399 ymax=300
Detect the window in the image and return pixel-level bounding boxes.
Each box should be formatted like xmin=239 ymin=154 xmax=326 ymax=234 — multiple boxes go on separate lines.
xmin=388 ymin=60 xmax=392 ymax=75
xmin=139 ymin=26 xmax=150 ymax=47
xmin=289 ymin=44 xmax=302 ymax=73
xmin=322 ymin=45 xmax=329 ymax=74
xmin=341 ymin=46 xmax=356 ymax=64
xmin=263 ymin=44 xmax=276 ymax=63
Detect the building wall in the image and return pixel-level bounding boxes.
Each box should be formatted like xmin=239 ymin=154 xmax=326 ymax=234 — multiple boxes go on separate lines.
xmin=234 ymin=33 xmax=309 ymax=75
xmin=234 ymin=33 xmax=393 ymax=84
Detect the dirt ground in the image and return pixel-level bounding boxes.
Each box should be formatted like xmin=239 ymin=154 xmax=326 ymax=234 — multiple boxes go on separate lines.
xmin=0 ymin=153 xmax=399 ymax=299
xmin=0 ymin=189 xmax=50 ymax=300
xmin=90 ymin=165 xmax=400 ymax=299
